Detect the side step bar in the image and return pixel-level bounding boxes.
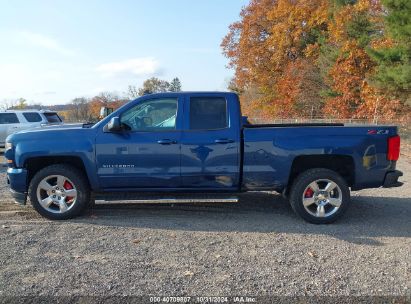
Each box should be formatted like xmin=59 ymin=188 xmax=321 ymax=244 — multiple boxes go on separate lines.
xmin=95 ymin=196 xmax=239 ymax=205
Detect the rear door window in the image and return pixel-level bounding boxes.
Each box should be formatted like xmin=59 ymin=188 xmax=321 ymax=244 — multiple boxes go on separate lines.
xmin=189 ymin=97 xmax=227 ymax=130
xmin=43 ymin=112 xmax=62 ymax=123
xmin=23 ymin=112 xmax=42 ymax=122
xmin=0 ymin=113 xmax=19 ymax=124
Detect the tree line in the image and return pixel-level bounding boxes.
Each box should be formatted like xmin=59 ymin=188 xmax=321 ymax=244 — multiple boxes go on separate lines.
xmin=222 ymin=0 xmax=410 ymax=121
xmin=1 ymin=77 xmax=182 ymax=122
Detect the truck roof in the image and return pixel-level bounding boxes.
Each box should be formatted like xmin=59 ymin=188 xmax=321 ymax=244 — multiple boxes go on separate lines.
xmin=139 ymin=91 xmax=237 ymax=97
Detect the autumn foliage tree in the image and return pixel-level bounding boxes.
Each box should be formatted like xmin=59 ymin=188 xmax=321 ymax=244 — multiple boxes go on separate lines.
xmin=127 ymin=77 xmax=183 ymax=98
xmin=222 ymin=0 xmax=329 ymax=117
xmin=88 ymin=92 xmax=128 ymax=119
xmin=222 ymin=0 xmax=410 ymax=120
xmin=59 ymin=93 xmax=128 ymax=123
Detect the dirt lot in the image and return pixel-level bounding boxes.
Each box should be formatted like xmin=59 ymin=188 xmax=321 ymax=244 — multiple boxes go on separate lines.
xmin=0 ymin=153 xmax=409 ymax=300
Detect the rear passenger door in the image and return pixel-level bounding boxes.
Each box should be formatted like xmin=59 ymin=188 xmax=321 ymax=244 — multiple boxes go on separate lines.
xmin=180 ymin=94 xmax=240 ymax=189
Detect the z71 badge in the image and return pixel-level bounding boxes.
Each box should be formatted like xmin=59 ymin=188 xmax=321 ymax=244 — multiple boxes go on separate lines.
xmin=367 ymin=129 xmax=389 ymax=135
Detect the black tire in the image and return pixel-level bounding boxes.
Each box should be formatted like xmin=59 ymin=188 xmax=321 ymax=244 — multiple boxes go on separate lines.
xmin=28 ymin=164 xmax=90 ymax=220
xmin=289 ymin=168 xmax=350 ymax=224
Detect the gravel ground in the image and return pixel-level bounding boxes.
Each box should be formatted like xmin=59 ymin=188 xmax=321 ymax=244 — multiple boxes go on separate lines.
xmin=0 ymin=154 xmax=409 ymax=300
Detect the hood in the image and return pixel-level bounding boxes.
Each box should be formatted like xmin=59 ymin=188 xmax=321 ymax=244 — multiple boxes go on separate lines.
xmin=19 ymin=124 xmax=85 ymax=133
xmin=40 ymin=123 xmax=87 ymax=129
xmin=6 ymin=124 xmax=96 ymax=144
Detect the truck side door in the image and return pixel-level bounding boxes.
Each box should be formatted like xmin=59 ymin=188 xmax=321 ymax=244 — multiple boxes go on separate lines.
xmin=95 ymin=96 xmax=183 ymax=189
xmin=180 ymin=93 xmax=241 ymax=189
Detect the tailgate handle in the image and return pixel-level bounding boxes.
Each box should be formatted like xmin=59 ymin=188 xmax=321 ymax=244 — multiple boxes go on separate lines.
xmin=215 ymin=139 xmax=234 ymax=144
xmin=157 ymin=139 xmax=177 ymax=145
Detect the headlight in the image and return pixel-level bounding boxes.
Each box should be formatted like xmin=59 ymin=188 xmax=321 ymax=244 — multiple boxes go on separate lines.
xmin=4 ymin=142 xmax=14 ymax=167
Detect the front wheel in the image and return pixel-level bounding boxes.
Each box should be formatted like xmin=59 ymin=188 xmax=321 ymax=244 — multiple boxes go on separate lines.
xmin=289 ymin=168 xmax=350 ymax=224
xmin=28 ymin=164 xmax=90 ymax=220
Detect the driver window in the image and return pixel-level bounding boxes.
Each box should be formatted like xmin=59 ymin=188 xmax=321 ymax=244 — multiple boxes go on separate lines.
xmin=121 ymin=98 xmax=178 ymax=131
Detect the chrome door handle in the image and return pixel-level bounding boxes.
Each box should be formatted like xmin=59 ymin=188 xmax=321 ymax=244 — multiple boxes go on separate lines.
xmin=157 ymin=139 xmax=177 ymax=145
xmin=215 ymin=139 xmax=234 ymax=144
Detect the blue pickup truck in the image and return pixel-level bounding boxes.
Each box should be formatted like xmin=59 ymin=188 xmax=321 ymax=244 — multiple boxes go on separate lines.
xmin=5 ymin=92 xmax=403 ymax=224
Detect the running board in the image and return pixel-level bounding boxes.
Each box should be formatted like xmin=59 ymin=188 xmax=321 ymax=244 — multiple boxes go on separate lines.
xmin=94 ymin=195 xmax=239 ymax=205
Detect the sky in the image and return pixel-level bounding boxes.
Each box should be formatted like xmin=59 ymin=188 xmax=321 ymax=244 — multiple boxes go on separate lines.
xmin=0 ymin=0 xmax=249 ymax=105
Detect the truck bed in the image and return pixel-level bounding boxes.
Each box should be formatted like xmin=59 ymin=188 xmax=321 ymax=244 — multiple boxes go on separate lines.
xmin=242 ymin=124 xmax=398 ymax=191
xmin=244 ymin=123 xmax=344 ymax=128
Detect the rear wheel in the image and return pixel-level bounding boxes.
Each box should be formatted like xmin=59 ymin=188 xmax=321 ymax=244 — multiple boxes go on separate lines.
xmin=28 ymin=164 xmax=90 ymax=220
xmin=289 ymin=168 xmax=350 ymax=224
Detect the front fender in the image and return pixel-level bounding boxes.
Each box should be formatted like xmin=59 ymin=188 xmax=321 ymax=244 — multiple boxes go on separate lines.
xmin=10 ymin=129 xmax=99 ymax=190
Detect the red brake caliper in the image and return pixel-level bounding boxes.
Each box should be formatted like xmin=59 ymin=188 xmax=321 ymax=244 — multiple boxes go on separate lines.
xmin=64 ymin=181 xmax=74 ymax=203
xmin=304 ymin=187 xmax=314 ymax=198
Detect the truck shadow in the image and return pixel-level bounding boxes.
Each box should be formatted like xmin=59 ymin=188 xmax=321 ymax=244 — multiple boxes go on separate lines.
xmin=77 ymin=192 xmax=411 ymax=246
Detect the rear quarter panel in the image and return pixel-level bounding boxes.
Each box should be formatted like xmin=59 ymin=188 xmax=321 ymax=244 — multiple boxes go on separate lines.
xmin=242 ymin=125 xmax=398 ymax=191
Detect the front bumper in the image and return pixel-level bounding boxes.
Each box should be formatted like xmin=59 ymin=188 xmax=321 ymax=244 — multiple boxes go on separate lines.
xmin=383 ymin=170 xmax=403 ymax=188
xmin=7 ymin=168 xmax=28 ymax=205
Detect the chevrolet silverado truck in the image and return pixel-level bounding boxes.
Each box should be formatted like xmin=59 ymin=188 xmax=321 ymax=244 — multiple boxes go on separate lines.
xmin=5 ymin=92 xmax=403 ymax=224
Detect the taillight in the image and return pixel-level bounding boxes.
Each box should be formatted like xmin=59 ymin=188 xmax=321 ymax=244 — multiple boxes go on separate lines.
xmin=387 ymin=135 xmax=400 ymax=161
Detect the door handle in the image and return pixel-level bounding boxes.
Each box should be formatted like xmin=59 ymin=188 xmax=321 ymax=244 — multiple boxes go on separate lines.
xmin=157 ymin=139 xmax=177 ymax=145
xmin=215 ymin=138 xmax=235 ymax=144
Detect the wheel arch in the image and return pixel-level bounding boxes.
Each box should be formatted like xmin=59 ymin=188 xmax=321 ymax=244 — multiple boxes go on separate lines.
xmin=24 ymin=156 xmax=91 ymax=188
xmin=288 ymin=155 xmax=355 ymax=188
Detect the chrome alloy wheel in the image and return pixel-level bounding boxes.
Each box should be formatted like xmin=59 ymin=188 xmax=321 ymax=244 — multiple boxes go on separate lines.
xmin=36 ymin=175 xmax=78 ymax=214
xmin=302 ymin=179 xmax=342 ymax=218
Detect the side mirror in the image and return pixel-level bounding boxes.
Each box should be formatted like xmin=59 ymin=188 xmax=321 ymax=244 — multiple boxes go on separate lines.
xmin=107 ymin=117 xmax=122 ymax=132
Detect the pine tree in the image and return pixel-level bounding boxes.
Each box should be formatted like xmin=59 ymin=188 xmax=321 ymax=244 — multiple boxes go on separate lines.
xmin=169 ymin=77 xmax=182 ymax=92
xmin=369 ymin=0 xmax=411 ymax=103
xmin=137 ymin=77 xmax=170 ymax=96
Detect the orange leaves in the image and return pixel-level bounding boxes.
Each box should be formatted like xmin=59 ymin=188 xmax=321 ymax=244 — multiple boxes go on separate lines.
xmin=324 ymin=0 xmax=384 ymax=119
xmin=223 ymin=0 xmax=408 ymax=121
xmin=370 ymin=37 xmax=394 ymax=50
xmin=242 ymin=59 xmax=324 ymax=119
xmin=222 ymin=0 xmax=329 ymax=92
xmin=222 ymin=0 xmax=276 ymax=89
xmin=356 ymin=81 xmax=404 ymax=120
xmin=329 ymin=0 xmax=379 ymax=44
xmin=304 ymin=43 xmax=321 ymax=58
xmin=272 ymin=60 xmax=305 ymax=118
xmin=88 ymin=99 xmax=104 ymax=119
xmin=88 ymin=94 xmax=128 ymax=119
xmin=222 ymin=0 xmax=331 ymax=118
xmin=324 ymin=42 xmax=374 ymax=118
xmin=266 ymin=0 xmax=329 ymax=68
